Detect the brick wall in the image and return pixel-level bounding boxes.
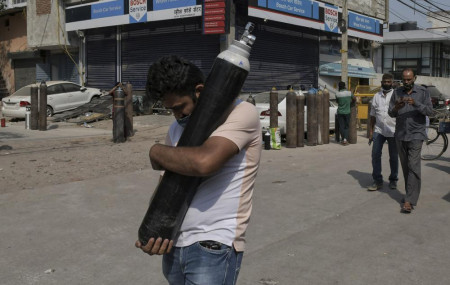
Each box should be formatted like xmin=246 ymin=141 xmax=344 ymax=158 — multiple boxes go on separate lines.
xmin=36 ymin=0 xmax=52 ymax=15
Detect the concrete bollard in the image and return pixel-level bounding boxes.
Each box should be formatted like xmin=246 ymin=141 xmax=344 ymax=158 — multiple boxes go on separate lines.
xmin=316 ymin=89 xmax=324 ymax=145
xmin=124 ymin=82 xmax=134 ymax=138
xmin=269 ymin=87 xmax=278 ymax=128
xmin=30 ymin=86 xmax=39 ymax=130
xmin=38 ymin=81 xmax=47 ymax=131
xmin=296 ymin=92 xmax=305 ymax=147
xmin=113 ymin=86 xmax=126 ymax=143
xmin=285 ymin=89 xmax=297 ymax=148
xmin=322 ymin=87 xmax=330 ymax=144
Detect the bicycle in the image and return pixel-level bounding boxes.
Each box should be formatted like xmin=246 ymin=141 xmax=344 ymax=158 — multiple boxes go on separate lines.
xmin=421 ymin=108 xmax=450 ymax=160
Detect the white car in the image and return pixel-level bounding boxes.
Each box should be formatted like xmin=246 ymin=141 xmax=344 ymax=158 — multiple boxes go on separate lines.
xmin=1 ymin=81 xmax=102 ymax=118
xmin=248 ymin=90 xmax=338 ymax=135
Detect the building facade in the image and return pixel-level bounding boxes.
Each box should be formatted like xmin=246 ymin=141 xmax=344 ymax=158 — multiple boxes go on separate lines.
xmin=0 ymin=0 xmax=386 ymax=100
xmin=375 ymin=21 xmax=450 ymax=79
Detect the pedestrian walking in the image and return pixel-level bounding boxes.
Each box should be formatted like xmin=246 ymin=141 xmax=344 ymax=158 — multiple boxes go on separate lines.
xmin=388 ymin=68 xmax=433 ymax=213
xmin=367 ymin=73 xmax=398 ymax=191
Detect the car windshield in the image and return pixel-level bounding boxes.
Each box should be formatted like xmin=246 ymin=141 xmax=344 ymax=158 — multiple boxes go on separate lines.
xmin=12 ymin=86 xmax=32 ymax=96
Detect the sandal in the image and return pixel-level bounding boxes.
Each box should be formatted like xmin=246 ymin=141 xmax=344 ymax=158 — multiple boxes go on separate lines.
xmin=401 ymin=202 xmax=412 ymax=213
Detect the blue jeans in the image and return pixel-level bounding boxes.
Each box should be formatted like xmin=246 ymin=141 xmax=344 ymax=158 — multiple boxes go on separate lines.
xmin=162 ymin=242 xmax=243 ymax=285
xmin=371 ymin=132 xmax=398 ymax=184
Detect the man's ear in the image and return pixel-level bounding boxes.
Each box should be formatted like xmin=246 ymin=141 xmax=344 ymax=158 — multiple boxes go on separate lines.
xmin=195 ymin=84 xmax=204 ymax=99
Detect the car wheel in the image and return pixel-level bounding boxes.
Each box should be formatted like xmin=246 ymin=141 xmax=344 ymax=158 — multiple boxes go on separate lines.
xmin=46 ymin=106 xmax=54 ymax=117
xmin=90 ymin=96 xmax=101 ymax=104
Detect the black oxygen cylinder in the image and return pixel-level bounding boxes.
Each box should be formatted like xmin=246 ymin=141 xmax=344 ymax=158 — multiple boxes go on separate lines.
xmin=138 ymin=23 xmax=256 ymax=244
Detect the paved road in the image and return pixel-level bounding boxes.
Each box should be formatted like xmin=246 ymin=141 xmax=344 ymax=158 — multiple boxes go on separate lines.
xmin=1 ymin=116 xmax=449 ymax=284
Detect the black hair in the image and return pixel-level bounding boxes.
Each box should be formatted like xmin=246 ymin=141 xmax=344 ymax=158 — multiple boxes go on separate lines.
xmin=381 ymin=73 xmax=393 ymax=81
xmin=146 ymin=55 xmax=205 ymax=102
xmin=338 ymin=81 xmax=346 ymax=90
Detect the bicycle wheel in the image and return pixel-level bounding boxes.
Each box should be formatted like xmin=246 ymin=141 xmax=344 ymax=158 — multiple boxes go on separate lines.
xmin=421 ymin=131 xmax=448 ymax=160
xmin=425 ymin=125 xmax=440 ymax=143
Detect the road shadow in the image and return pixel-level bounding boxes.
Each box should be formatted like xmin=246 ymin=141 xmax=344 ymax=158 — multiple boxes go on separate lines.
xmin=377 ymin=188 xmax=404 ymax=206
xmin=347 ymin=170 xmax=372 ymax=188
xmin=347 ymin=169 xmax=404 ymax=206
xmin=0 ymin=132 xmax=24 ymax=139
xmin=425 ymin=162 xmax=450 ymax=174
xmin=442 ymin=192 xmax=450 ymax=203
xmin=47 ymin=124 xmax=60 ymax=130
xmin=0 ymin=145 xmax=13 ymax=151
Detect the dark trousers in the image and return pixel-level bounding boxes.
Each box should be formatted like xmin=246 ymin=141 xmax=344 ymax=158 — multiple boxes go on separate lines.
xmin=372 ymin=132 xmax=398 ymax=184
xmin=396 ymin=139 xmax=423 ymax=206
xmin=337 ymin=114 xmax=350 ymax=141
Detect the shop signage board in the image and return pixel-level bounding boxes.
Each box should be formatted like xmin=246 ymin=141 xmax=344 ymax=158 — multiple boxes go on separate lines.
xmin=129 ymin=0 xmax=147 ymax=23
xmin=202 ymin=0 xmax=230 ymax=34
xmin=324 ymin=4 xmax=338 ymax=33
xmin=91 ymin=0 xmax=124 ymax=19
xmin=248 ymin=0 xmax=383 ymax=42
xmin=66 ymin=0 xmax=202 ymax=31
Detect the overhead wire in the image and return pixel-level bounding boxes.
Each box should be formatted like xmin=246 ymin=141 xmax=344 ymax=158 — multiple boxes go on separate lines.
xmin=427 ymin=0 xmax=450 ymax=8
xmin=390 ymin=10 xmax=409 ymax=22
xmin=423 ymin=0 xmax=450 ymax=16
xmin=392 ymin=0 xmax=432 ymax=25
xmin=410 ymin=0 xmax=450 ymax=18
xmin=389 ymin=3 xmax=450 ymax=38
xmin=395 ymin=0 xmax=450 ymax=25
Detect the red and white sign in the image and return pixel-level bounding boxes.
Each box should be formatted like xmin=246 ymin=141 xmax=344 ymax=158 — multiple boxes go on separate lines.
xmin=324 ymin=6 xmax=339 ymax=33
xmin=129 ymin=0 xmax=147 ymax=23
xmin=203 ymin=0 xmax=228 ymax=35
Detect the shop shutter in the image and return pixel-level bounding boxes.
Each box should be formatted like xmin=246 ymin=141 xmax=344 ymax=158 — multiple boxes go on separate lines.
xmin=121 ymin=22 xmax=219 ymax=90
xmin=14 ymin=59 xmax=36 ymax=90
xmin=36 ymin=52 xmax=51 ymax=82
xmin=237 ymin=23 xmax=319 ymax=93
xmin=86 ymin=27 xmax=117 ymax=90
xmin=51 ymin=54 xmax=80 ymax=83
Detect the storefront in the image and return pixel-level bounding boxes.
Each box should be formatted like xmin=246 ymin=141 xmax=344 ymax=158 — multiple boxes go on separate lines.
xmin=67 ymin=0 xmax=220 ymax=91
xmin=65 ymin=0 xmax=384 ymax=93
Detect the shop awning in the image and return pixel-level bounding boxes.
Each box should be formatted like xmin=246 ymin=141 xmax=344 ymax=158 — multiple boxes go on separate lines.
xmin=319 ymin=58 xmax=376 ymax=78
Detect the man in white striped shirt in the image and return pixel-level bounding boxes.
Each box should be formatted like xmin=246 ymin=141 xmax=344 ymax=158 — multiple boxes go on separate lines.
xmin=367 ymin=73 xmax=398 ymax=191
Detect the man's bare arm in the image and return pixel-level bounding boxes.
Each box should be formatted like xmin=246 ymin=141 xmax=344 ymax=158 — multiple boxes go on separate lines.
xmin=149 ymin=136 xmax=239 ymax=177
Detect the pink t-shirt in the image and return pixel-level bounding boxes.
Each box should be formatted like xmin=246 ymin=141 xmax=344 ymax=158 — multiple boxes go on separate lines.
xmin=165 ymin=101 xmax=262 ymax=251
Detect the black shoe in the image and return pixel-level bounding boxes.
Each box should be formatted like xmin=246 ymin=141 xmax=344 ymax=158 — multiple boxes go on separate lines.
xmin=368 ymin=182 xmax=383 ymax=191
xmin=389 ymin=181 xmax=397 ymax=190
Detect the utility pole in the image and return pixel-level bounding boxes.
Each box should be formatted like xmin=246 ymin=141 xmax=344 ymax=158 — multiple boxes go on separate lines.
xmin=341 ymin=0 xmax=348 ymax=85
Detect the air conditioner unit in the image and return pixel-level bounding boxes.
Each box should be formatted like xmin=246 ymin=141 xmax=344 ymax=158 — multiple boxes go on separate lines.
xmin=358 ymin=39 xmax=371 ymax=52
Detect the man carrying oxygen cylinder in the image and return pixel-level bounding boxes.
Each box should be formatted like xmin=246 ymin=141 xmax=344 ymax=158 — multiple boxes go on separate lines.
xmin=135 ymin=55 xmax=262 ymax=284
